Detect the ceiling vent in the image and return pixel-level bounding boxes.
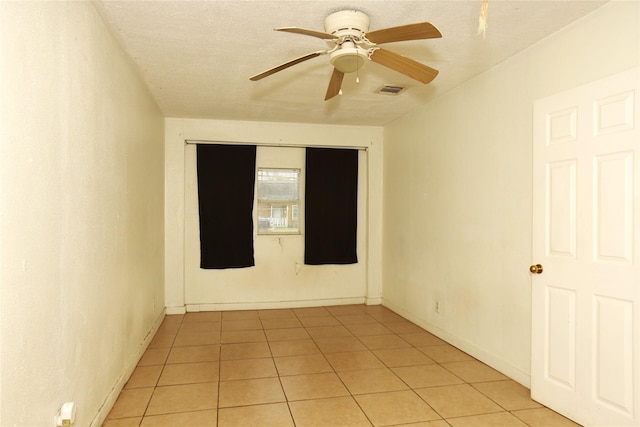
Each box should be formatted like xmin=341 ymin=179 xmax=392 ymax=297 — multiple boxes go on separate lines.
xmin=377 ymin=84 xmax=405 ymax=95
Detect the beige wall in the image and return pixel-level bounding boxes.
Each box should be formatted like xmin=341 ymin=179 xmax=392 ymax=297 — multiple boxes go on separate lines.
xmin=382 ymin=1 xmax=640 ymax=386
xmin=165 ymin=118 xmax=383 ymax=313
xmin=0 ymin=2 xmax=165 ymax=426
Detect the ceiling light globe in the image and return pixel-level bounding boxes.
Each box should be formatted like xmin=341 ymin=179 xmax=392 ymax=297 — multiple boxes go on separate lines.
xmin=330 ymin=47 xmax=367 ymax=73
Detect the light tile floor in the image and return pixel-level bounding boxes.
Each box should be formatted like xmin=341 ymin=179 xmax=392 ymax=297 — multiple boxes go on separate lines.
xmin=103 ymin=304 xmax=581 ymax=427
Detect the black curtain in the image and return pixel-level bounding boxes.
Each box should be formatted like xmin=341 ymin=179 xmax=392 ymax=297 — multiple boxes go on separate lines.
xmin=304 ymin=148 xmax=358 ymax=265
xmin=197 ymin=144 xmax=256 ymax=269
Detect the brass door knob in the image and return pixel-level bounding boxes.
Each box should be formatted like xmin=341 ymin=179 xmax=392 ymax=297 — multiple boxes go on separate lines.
xmin=529 ymin=264 xmax=544 ymax=274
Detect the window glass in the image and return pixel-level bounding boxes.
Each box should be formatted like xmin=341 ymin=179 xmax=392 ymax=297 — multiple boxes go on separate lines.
xmin=257 ymin=168 xmax=300 ymax=234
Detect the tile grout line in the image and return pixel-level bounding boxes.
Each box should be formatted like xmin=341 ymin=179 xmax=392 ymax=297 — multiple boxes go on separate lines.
xmin=332 ymin=309 xmax=448 ymax=423
xmin=142 ymin=313 xmax=185 ymax=423
xmin=305 ymin=309 xmax=375 ymax=427
xmin=109 ymin=305 xmax=572 ymax=426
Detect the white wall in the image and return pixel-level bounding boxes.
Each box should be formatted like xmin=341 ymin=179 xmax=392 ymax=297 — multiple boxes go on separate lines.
xmin=165 ymin=118 xmax=383 ymax=313
xmin=382 ymin=1 xmax=640 ymax=386
xmin=0 ymin=2 xmax=165 ymax=426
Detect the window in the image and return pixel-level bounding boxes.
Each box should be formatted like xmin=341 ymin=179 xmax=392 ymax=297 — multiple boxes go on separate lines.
xmin=257 ymin=168 xmax=300 ymax=235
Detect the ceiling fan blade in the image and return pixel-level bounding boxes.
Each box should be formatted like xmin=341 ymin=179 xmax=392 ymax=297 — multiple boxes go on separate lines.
xmin=275 ymin=27 xmax=338 ymax=40
xmin=369 ymin=48 xmax=438 ymax=84
xmin=250 ymin=50 xmax=327 ymax=81
xmin=325 ymin=68 xmax=345 ymax=100
xmin=366 ymin=22 xmax=441 ymax=44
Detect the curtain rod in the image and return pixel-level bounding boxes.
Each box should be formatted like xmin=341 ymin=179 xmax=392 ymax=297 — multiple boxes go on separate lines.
xmin=184 ymin=139 xmax=368 ymax=151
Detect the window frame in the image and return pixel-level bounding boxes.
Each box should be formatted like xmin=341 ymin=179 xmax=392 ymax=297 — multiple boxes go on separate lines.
xmin=256 ymin=167 xmax=302 ymax=236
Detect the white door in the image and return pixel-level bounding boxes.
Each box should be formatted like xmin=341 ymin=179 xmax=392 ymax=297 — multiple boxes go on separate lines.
xmin=532 ymin=68 xmax=640 ymax=426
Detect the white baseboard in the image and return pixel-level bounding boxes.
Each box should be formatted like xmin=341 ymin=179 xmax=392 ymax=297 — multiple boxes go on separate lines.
xmin=166 ymin=305 xmax=187 ymax=315
xmin=381 ymin=299 xmax=531 ymax=388
xmin=185 ymin=296 xmax=367 ymax=312
xmin=90 ymin=309 xmax=166 ymax=427
xmin=365 ymin=296 xmax=382 ymax=305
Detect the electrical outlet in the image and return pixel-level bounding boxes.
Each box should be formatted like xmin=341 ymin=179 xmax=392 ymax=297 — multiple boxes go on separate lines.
xmin=55 ymin=402 xmax=76 ymax=427
xmin=435 ymin=300 xmax=440 ymax=313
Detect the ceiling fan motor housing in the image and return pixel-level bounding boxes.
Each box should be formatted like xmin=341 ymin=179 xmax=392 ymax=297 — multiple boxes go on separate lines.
xmin=324 ymin=10 xmax=370 ymax=39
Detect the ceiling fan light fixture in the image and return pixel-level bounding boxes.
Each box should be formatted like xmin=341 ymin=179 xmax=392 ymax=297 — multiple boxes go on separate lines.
xmin=330 ymin=46 xmax=367 ymax=73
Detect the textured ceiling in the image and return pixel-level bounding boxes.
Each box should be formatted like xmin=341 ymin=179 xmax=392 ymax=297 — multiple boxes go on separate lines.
xmin=93 ymin=1 xmax=608 ymax=126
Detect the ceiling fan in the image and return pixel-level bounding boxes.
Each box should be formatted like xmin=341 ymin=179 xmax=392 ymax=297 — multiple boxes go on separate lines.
xmin=250 ymin=10 xmax=442 ymax=100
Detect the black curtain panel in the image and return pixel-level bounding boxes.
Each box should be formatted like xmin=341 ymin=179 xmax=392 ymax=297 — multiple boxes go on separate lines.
xmin=196 ymin=144 xmax=256 ymax=269
xmin=304 ymin=147 xmax=358 ymax=265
